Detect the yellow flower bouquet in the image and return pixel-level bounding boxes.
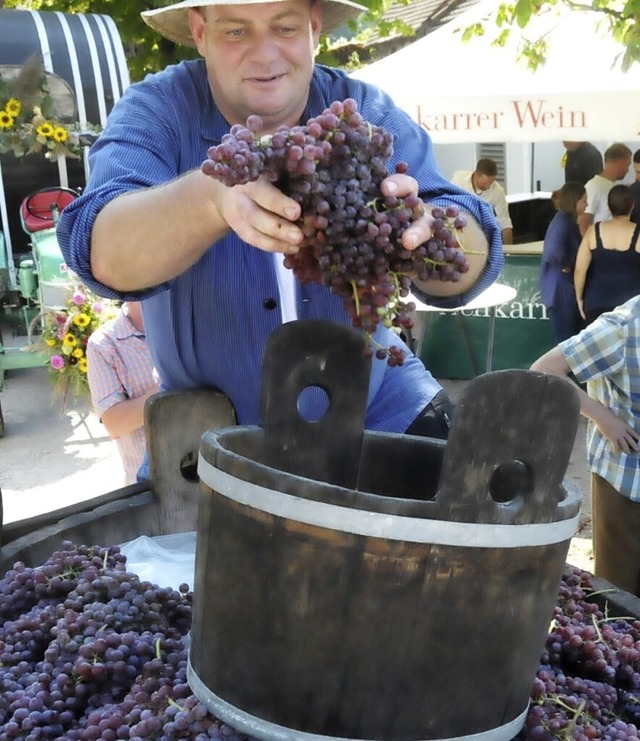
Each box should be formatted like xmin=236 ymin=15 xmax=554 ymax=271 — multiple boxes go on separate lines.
xmin=0 ymin=56 xmax=101 ymax=160
xmin=40 ymin=285 xmax=117 ymax=405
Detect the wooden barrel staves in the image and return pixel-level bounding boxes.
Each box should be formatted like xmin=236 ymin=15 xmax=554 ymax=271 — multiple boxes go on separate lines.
xmin=188 ymin=321 xmax=582 ymax=741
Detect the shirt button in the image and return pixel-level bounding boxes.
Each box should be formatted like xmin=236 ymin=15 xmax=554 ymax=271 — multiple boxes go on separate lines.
xmin=264 ymin=298 xmax=277 ymax=310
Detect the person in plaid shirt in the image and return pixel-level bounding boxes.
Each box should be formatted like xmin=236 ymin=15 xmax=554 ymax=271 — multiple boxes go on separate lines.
xmin=87 ymin=301 xmax=159 ymax=485
xmin=532 ymin=295 xmax=640 ymax=595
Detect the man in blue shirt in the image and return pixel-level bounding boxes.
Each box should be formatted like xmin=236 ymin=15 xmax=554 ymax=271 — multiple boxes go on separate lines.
xmin=57 ymin=0 xmax=503 ymax=450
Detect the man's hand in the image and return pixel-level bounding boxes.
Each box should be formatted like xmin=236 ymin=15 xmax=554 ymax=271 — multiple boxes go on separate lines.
xmin=594 ymin=406 xmax=640 ymax=455
xmin=210 ymin=175 xmax=303 ymax=254
xmin=380 ymin=173 xmax=489 ymax=298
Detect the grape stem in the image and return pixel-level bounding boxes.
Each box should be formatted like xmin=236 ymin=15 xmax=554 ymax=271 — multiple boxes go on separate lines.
xmin=564 ymin=698 xmax=587 ymax=737
xmin=591 ymin=613 xmax=604 ymax=644
xmin=168 ymin=697 xmax=187 ymax=712
xmin=540 ymin=694 xmax=589 ymax=739
xmin=350 ymin=280 xmax=361 ymax=316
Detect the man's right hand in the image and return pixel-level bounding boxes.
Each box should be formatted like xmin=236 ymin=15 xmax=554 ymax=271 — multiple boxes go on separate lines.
xmin=91 ymin=169 xmax=304 ymax=292
xmin=210 ymin=175 xmax=303 ymax=255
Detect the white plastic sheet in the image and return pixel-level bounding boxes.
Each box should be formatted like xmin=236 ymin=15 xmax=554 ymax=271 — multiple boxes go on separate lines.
xmin=119 ymin=531 xmax=196 ymax=591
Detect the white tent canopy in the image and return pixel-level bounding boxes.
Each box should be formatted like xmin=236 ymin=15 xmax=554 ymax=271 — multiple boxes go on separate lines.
xmin=351 ymin=3 xmax=640 ymax=143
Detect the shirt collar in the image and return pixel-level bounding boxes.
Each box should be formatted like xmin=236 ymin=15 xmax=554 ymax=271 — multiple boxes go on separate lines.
xmin=113 ymin=311 xmax=144 ymax=341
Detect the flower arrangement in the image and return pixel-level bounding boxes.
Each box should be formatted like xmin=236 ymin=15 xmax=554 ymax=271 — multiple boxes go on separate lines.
xmin=40 ymin=284 xmax=117 ymax=405
xmin=0 ymin=56 xmax=101 ymax=160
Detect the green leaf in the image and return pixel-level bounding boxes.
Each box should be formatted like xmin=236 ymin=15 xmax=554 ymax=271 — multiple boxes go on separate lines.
xmin=461 ymin=22 xmax=485 ymax=42
xmin=514 ymin=0 xmax=534 ymax=29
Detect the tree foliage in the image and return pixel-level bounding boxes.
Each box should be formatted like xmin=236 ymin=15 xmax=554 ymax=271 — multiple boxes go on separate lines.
xmin=462 ymin=0 xmax=640 ymax=71
xmin=3 ymin=0 xmax=399 ymax=81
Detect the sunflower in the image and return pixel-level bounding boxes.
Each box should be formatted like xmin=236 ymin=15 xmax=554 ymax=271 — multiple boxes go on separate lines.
xmin=5 ymin=98 xmax=22 ymax=117
xmin=72 ymin=313 xmax=90 ymax=328
xmin=0 ymin=111 xmax=14 ymax=130
xmin=53 ymin=126 xmax=69 ymax=143
xmin=39 ymin=282 xmax=117 ymax=407
xmin=36 ymin=121 xmax=55 ymax=138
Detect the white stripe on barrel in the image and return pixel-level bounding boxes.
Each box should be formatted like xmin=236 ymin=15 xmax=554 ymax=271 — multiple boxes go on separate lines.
xmin=187 ymin=660 xmax=529 ymax=741
xmin=198 ymin=457 xmax=579 ymax=547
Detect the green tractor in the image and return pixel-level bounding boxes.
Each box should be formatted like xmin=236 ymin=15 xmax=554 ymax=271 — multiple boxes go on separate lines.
xmin=0 ymin=183 xmax=80 ymax=436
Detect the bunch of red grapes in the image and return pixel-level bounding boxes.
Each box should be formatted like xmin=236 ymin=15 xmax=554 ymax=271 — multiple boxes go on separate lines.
xmin=202 ymin=98 xmax=469 ymax=364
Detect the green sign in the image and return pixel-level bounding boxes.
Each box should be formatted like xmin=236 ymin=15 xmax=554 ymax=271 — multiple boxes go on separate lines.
xmin=419 ymin=254 xmax=555 ymax=379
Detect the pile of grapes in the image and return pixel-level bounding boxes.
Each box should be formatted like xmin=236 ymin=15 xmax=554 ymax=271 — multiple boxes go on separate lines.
xmin=2 ymin=544 xmax=640 ymax=739
xmin=515 ymin=568 xmax=640 ymax=740
xmin=0 ymin=543 xmax=247 ymax=741
xmin=201 ymin=99 xmax=470 ymax=364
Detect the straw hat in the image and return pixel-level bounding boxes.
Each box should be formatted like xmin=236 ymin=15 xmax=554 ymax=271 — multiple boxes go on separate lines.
xmin=141 ymin=0 xmax=367 ymax=48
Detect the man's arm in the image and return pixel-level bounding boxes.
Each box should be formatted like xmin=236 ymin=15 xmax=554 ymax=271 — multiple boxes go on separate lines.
xmin=492 ymin=185 xmax=513 ymax=245
xmin=101 ymin=390 xmax=158 ymax=439
xmin=90 ymin=170 xmax=304 ymax=293
xmin=531 ymin=347 xmax=640 ymax=455
xmin=408 ymin=201 xmax=489 ymax=298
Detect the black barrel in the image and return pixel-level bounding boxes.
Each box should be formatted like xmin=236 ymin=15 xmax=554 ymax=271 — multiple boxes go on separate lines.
xmin=187 ymin=340 xmax=582 ymax=741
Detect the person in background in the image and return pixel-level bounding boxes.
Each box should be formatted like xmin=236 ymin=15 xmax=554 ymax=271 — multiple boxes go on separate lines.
xmin=631 ymin=148 xmax=640 ymax=225
xmin=578 ymin=143 xmax=632 ymax=236
xmin=531 ymin=295 xmax=640 ymax=596
xmin=87 ymin=301 xmax=159 ymax=485
xmin=539 ymin=182 xmax=587 ymax=343
xmin=57 ymin=0 xmax=503 ymax=449
xmin=451 ymin=158 xmax=513 ymax=245
xmin=574 ymin=185 xmax=640 ymax=326
xmin=562 ymin=141 xmax=603 ymax=186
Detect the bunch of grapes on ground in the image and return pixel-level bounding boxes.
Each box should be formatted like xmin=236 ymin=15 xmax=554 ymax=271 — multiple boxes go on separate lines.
xmin=2 ymin=544 xmax=640 ymax=739
xmin=202 ymin=98 xmax=470 ymax=365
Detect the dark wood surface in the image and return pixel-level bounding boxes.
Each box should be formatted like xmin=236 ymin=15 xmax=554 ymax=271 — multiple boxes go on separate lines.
xmin=436 ymin=369 xmax=581 ymax=524
xmin=260 ymin=320 xmax=370 ymax=488
xmin=145 ymin=387 xmax=236 ymax=534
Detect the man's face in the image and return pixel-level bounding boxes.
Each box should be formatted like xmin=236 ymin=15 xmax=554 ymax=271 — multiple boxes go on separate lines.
xmin=189 ymin=0 xmax=322 ymax=132
xmin=634 ymin=162 xmax=640 ymax=183
xmin=474 ymin=173 xmax=496 ymax=192
xmin=614 ymin=156 xmax=632 ymax=181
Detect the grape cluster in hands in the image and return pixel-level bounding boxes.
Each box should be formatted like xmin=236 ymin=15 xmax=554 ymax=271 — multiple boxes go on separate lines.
xmin=201 ymin=99 xmax=470 ymax=365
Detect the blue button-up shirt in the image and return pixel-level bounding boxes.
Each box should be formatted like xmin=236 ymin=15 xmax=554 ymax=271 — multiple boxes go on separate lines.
xmin=561 ymin=295 xmax=640 ymax=501
xmin=58 ymin=60 xmax=503 ymax=431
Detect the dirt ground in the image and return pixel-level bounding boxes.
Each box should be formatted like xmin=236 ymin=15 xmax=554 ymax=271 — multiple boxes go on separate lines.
xmin=0 ymin=362 xmax=594 ymax=572
xmin=0 ymin=364 xmax=123 ymax=524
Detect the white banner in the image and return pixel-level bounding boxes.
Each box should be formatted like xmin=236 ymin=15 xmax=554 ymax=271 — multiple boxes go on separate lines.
xmin=410 ymin=91 xmax=640 ymax=144
xmin=352 ymin=5 xmax=640 ymax=145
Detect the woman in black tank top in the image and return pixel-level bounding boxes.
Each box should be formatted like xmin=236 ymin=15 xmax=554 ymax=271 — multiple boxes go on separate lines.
xmin=574 ymin=185 xmax=640 ymax=325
